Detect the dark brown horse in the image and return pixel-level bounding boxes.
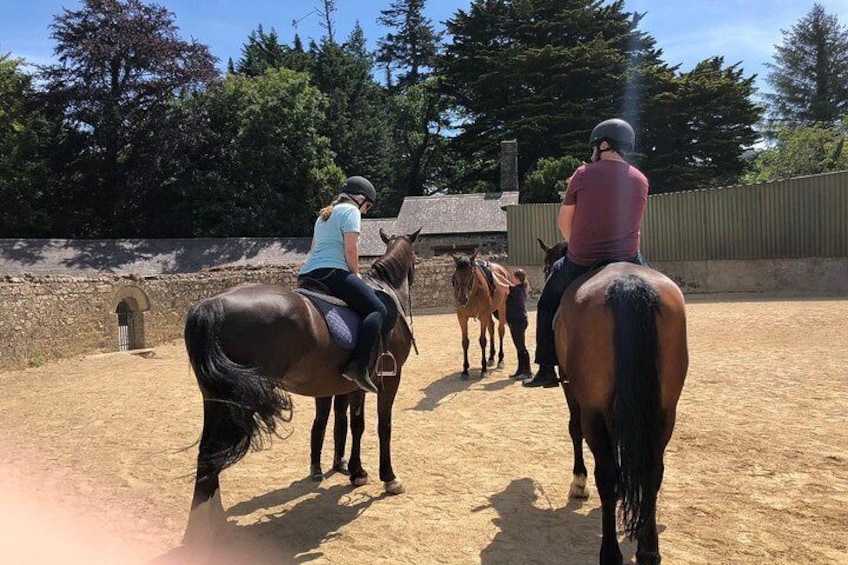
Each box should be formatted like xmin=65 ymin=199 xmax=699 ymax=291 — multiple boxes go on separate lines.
xmin=537 ymin=237 xmax=568 ymax=279
xmin=182 ymin=229 xmax=420 ymax=544
xmin=450 ymin=252 xmax=514 ymax=378
xmin=540 ymin=242 xmax=688 ymax=565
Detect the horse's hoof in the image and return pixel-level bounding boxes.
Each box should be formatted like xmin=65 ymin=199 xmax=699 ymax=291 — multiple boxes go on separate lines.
xmin=351 ymin=475 xmax=370 ymax=487
xmin=461 ymin=372 xmax=469 ymax=380
xmin=384 ymin=478 xmax=405 ymax=494
xmin=332 ymin=457 xmax=349 ymax=475
xmin=569 ymin=474 xmax=590 ymax=499
xmin=497 ymin=361 xmax=504 ymax=369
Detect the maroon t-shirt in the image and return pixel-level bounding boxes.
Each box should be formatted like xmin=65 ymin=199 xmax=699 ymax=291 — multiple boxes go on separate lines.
xmin=562 ymin=160 xmax=648 ymax=267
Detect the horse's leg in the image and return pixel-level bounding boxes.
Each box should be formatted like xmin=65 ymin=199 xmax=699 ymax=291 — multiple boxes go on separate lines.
xmin=310 ymin=396 xmax=333 ymax=481
xmin=347 ymin=390 xmax=370 ymax=486
xmin=377 ymin=373 xmax=405 ymax=494
xmin=459 ymin=313 xmax=470 ymax=379
xmin=487 ymin=316 xmax=496 ymax=366
xmin=635 ymin=462 xmax=664 ymax=565
xmin=183 ymin=402 xmax=233 ymax=545
xmin=585 ymin=413 xmax=624 ymax=565
xmin=496 ymin=304 xmax=506 ymax=369
xmin=635 ymin=408 xmax=677 ymax=564
xmin=332 ymin=394 xmax=350 ymax=474
xmin=479 ymin=317 xmax=489 ymax=377
xmin=563 ymin=384 xmax=589 ymax=499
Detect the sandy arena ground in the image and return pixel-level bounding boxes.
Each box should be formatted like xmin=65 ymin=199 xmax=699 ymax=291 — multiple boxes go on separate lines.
xmin=0 ymin=295 xmax=846 ymax=564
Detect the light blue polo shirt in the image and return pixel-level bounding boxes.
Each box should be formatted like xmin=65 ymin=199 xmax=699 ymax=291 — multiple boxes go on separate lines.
xmin=300 ymin=202 xmax=361 ymax=274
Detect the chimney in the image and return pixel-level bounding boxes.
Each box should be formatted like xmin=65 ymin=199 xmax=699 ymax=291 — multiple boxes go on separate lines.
xmin=500 ymin=139 xmax=518 ymax=192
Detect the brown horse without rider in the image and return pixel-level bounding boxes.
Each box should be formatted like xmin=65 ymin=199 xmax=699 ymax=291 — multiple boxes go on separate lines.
xmin=540 ymin=240 xmax=688 ymax=565
xmin=450 ymin=252 xmax=514 ymax=378
xmin=182 ymin=229 xmax=420 ymax=545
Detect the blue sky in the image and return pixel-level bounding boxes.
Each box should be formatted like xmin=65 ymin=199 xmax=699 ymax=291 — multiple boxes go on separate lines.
xmin=4 ymin=0 xmax=848 ymax=97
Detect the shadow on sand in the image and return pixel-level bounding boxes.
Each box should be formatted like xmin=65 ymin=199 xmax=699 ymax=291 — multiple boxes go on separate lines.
xmin=409 ymin=367 xmax=517 ymax=411
xmin=151 ymin=478 xmax=380 ymax=565
xmin=478 ymin=477 xmax=667 ymax=564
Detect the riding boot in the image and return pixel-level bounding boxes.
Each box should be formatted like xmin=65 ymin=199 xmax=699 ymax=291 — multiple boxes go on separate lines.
xmin=518 ymin=350 xmax=533 ymax=378
xmin=522 ymin=364 xmax=559 ymax=388
xmin=508 ymin=357 xmax=526 ymax=379
xmin=342 ymin=359 xmax=378 ymax=393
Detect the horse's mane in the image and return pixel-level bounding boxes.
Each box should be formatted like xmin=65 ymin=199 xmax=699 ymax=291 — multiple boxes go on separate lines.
xmin=369 ymin=238 xmax=414 ymax=287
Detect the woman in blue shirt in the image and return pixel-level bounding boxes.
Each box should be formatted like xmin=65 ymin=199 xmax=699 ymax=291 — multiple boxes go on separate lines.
xmin=299 ymin=176 xmax=384 ymax=393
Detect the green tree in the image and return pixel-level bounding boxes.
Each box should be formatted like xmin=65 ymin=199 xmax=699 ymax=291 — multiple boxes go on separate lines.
xmin=437 ymin=0 xmax=761 ymax=194
xmin=765 ymin=3 xmax=848 ymax=127
xmin=172 ymin=69 xmax=343 ymax=236
xmin=743 ymin=123 xmax=848 ymax=183
xmin=643 ymin=58 xmax=761 ymax=193
xmin=228 ymin=27 xmax=313 ymax=76
xmin=0 ymin=55 xmax=56 ymax=236
xmin=310 ymin=25 xmax=395 ymax=212
xmin=437 ymin=0 xmax=667 ymax=190
xmin=377 ymin=0 xmax=450 ymax=204
xmin=522 ymin=155 xmax=582 ymax=203
xmin=377 ymin=0 xmax=443 ymax=91
xmin=41 ymin=0 xmax=218 ymax=237
xmin=228 ymin=25 xmax=288 ymax=76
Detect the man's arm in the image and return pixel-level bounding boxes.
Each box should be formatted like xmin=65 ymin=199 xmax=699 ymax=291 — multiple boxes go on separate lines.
xmin=558 ymin=204 xmax=575 ymax=241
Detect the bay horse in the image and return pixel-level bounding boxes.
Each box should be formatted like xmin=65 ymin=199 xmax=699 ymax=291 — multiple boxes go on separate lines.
xmin=541 ymin=242 xmax=688 ymax=564
xmin=450 ymin=252 xmax=513 ymax=378
xmin=182 ymin=228 xmax=420 ymax=544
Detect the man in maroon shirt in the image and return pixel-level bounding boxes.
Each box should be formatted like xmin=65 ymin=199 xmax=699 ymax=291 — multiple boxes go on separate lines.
xmin=523 ymin=118 xmax=648 ymax=388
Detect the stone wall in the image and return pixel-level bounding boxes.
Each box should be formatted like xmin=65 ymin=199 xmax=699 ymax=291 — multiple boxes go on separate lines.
xmin=5 ymin=255 xmax=843 ymax=371
xmin=0 ymin=257 xmax=463 ymax=371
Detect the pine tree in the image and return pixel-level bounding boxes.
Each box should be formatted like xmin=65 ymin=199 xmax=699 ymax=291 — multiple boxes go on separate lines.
xmin=377 ymin=0 xmax=443 ymax=91
xmin=438 ymin=0 xmax=666 ymax=190
xmin=765 ymin=3 xmax=848 ymax=127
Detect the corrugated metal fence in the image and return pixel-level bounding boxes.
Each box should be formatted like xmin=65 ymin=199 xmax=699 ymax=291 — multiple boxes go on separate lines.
xmin=507 ymin=171 xmax=848 ymax=264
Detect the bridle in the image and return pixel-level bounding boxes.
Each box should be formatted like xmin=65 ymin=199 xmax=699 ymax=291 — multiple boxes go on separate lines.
xmin=452 ymin=262 xmax=479 ymax=308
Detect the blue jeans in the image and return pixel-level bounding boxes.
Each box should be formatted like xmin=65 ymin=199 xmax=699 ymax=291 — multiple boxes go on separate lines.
xmin=534 ymin=253 xmax=646 ymax=366
xmin=300 ymin=268 xmax=387 ymax=369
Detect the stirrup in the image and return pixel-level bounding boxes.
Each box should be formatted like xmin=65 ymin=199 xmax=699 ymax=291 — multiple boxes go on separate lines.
xmin=376 ymin=351 xmax=397 ymax=377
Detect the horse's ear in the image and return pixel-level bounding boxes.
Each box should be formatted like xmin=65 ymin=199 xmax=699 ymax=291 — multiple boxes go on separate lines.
xmin=379 ymin=228 xmax=390 ymax=244
xmin=470 ymin=250 xmax=478 ymax=263
xmin=537 ymin=237 xmax=550 ymax=252
xmin=450 ymin=252 xmax=459 ymax=263
xmin=408 ymin=228 xmax=422 ymax=244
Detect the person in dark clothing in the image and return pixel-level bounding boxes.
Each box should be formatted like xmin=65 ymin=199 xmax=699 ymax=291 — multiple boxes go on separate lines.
xmin=310 ymin=394 xmax=350 ymax=481
xmin=524 ymin=118 xmax=649 ymax=388
xmin=506 ymin=269 xmax=532 ymax=379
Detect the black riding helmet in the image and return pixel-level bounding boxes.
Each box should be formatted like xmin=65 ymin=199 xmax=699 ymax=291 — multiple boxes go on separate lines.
xmin=341 ymin=176 xmax=377 ymax=205
xmin=589 ymin=118 xmax=635 ymax=153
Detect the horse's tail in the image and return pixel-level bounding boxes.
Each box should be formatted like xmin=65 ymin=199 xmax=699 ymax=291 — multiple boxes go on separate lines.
xmin=184 ymin=297 xmax=292 ymax=479
xmin=605 ymin=274 xmax=663 ymax=539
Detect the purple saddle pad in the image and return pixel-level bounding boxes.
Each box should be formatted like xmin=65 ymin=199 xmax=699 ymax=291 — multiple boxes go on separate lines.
xmin=295 ymin=290 xmax=360 ymax=351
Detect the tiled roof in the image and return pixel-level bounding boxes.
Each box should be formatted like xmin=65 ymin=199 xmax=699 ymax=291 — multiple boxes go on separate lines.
xmin=359 ymin=218 xmax=397 ymax=257
xmin=0 ymin=238 xmax=311 ymax=276
xmin=394 ymin=192 xmax=519 ymax=235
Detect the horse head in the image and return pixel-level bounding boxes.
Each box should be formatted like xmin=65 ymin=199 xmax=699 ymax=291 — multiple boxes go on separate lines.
xmin=450 ymin=251 xmax=478 ymax=308
xmin=537 ymin=238 xmax=568 ymax=280
xmin=373 ymin=228 xmax=421 ymax=312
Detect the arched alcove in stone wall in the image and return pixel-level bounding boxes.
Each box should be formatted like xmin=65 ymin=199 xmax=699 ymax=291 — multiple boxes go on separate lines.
xmin=111 ymin=285 xmax=150 ymax=351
